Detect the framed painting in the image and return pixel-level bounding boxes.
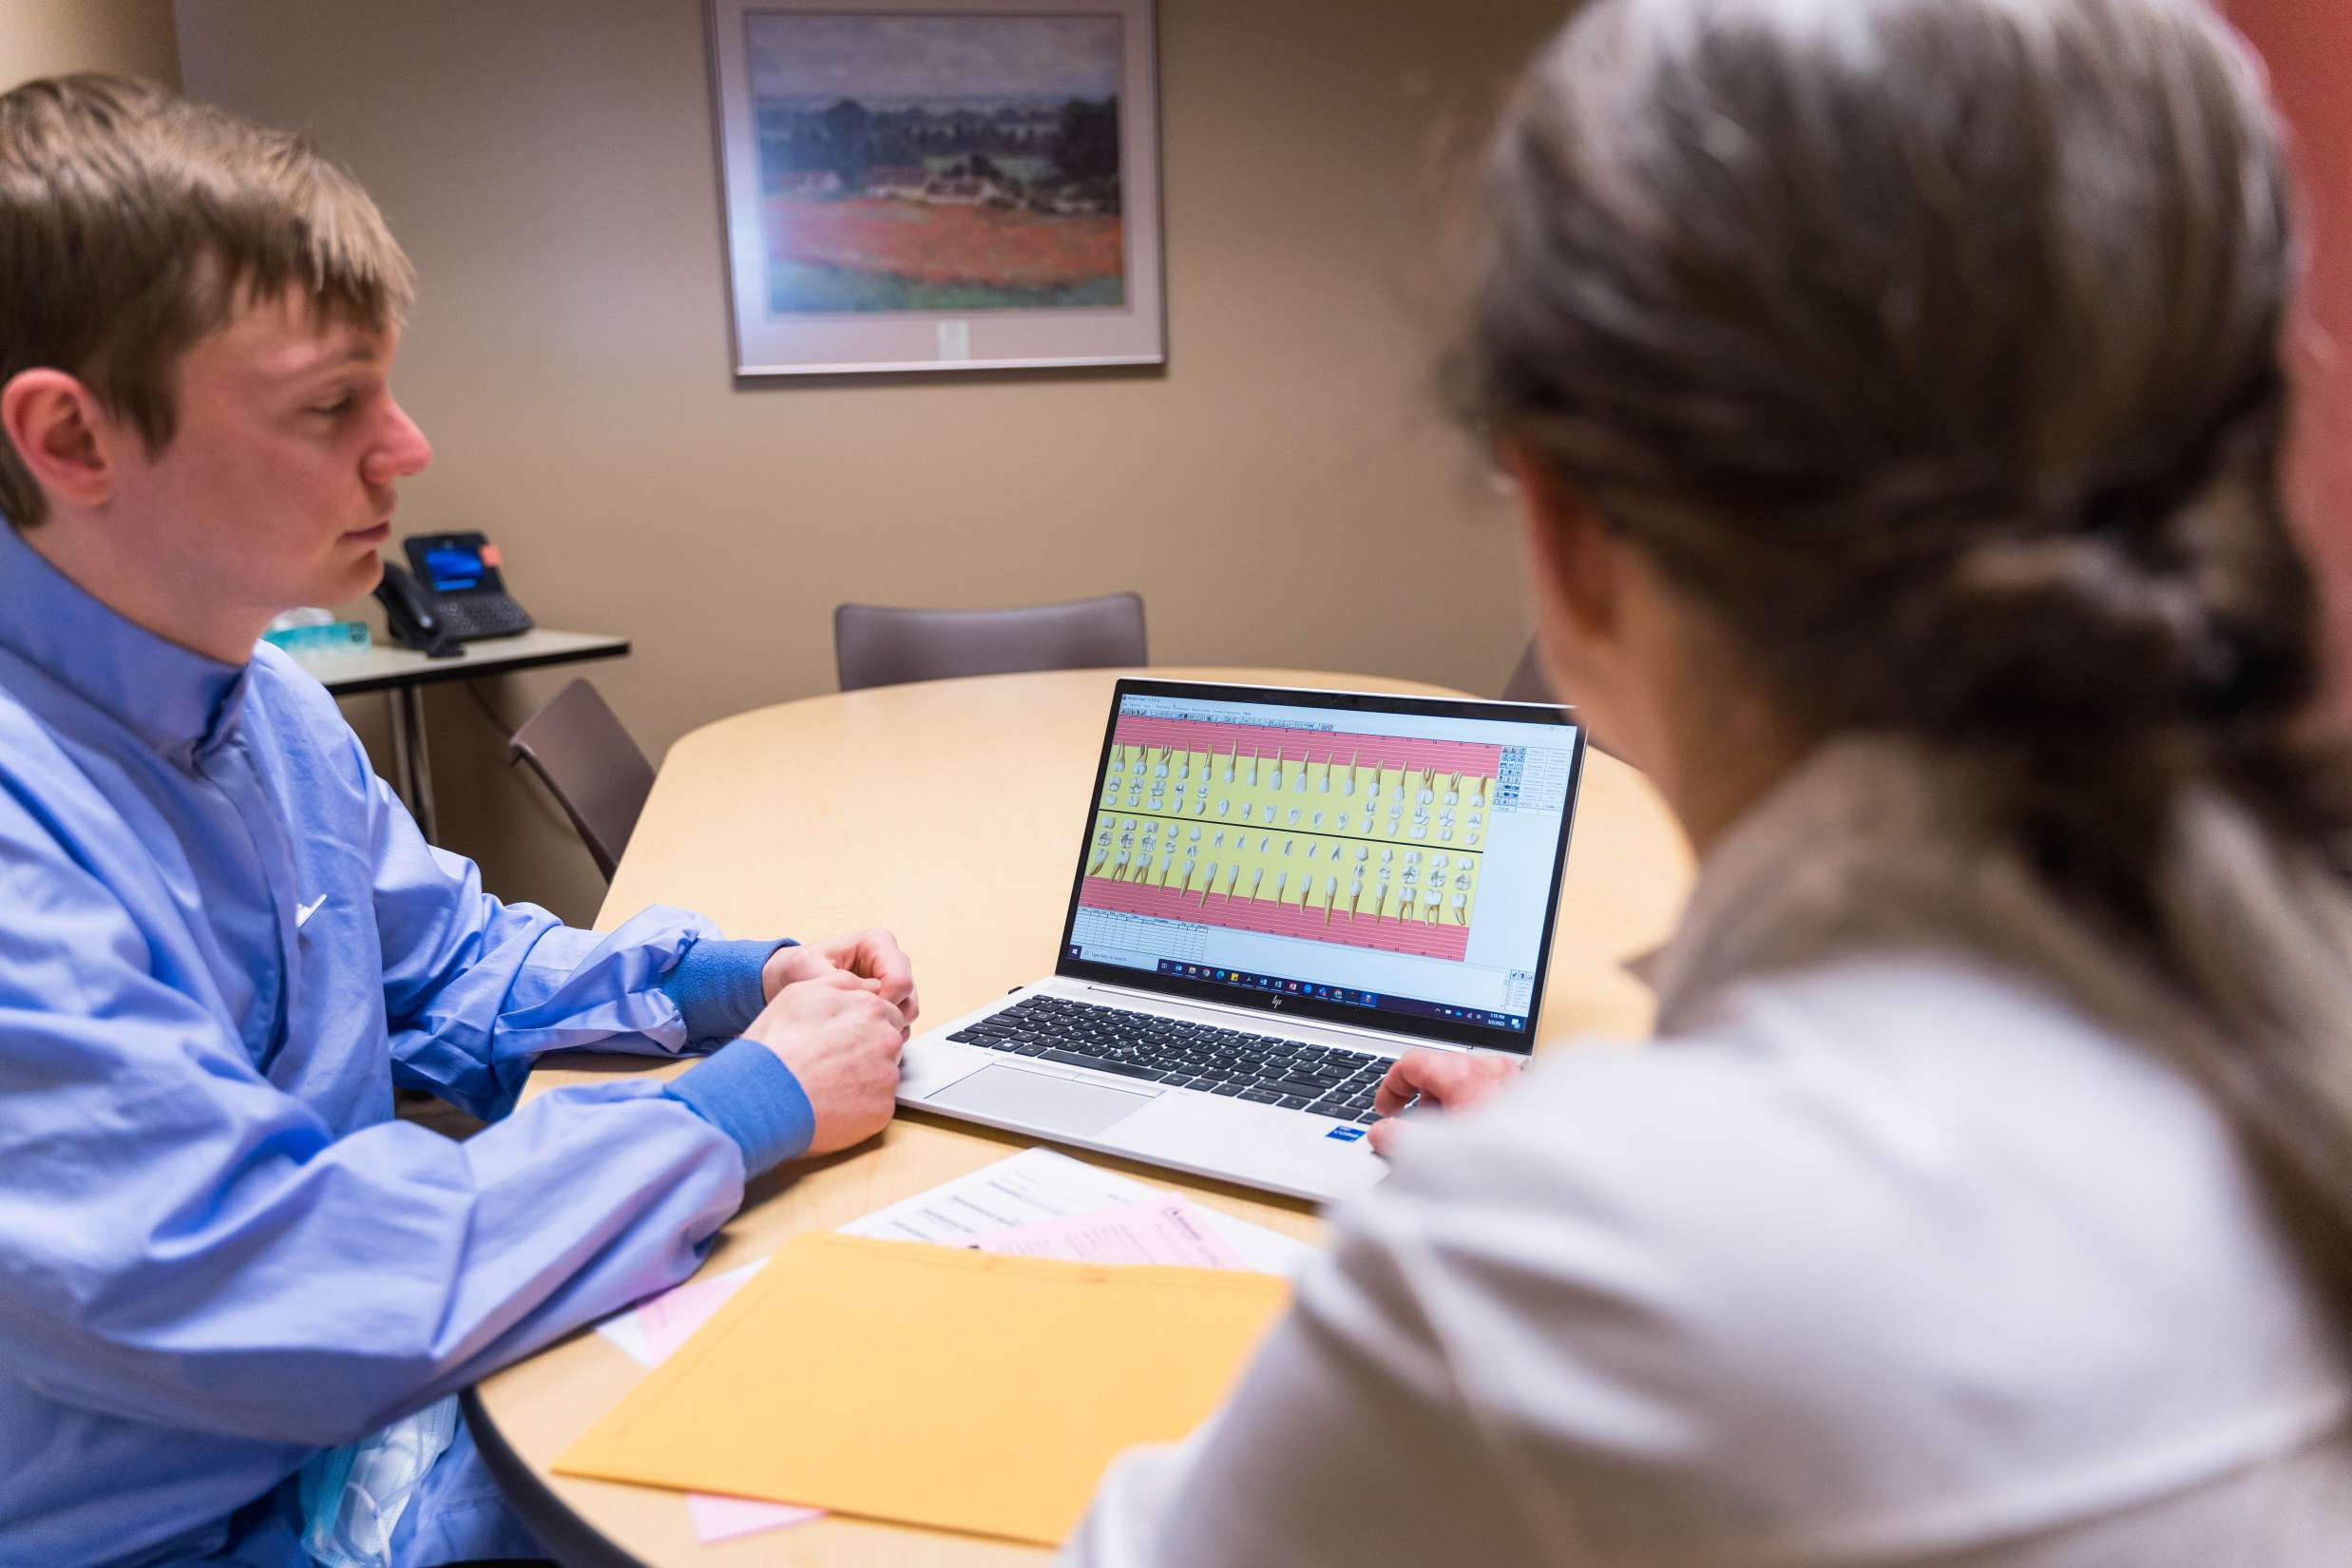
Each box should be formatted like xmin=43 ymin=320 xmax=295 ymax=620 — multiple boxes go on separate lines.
xmin=706 ymin=0 xmax=1164 ymax=375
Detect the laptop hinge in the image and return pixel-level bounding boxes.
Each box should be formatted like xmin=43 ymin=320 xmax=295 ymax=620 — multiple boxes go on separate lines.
xmin=1064 ymin=981 xmax=1474 ymax=1052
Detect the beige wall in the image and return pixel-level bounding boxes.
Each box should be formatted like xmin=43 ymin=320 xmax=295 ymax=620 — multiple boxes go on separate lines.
xmin=0 ymin=0 xmax=178 ymax=88
xmin=177 ymin=0 xmax=1556 ymax=928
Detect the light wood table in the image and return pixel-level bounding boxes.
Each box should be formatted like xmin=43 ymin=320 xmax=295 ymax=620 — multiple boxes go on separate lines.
xmin=467 ymin=666 xmax=1693 ymax=1567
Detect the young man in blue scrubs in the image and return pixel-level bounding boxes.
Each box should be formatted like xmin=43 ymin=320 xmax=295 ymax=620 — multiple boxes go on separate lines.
xmin=0 ymin=76 xmax=917 ymax=1567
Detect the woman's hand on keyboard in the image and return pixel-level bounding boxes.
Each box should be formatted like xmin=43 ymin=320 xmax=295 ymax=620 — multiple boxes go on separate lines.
xmin=1367 ymin=1050 xmax=1520 ymax=1158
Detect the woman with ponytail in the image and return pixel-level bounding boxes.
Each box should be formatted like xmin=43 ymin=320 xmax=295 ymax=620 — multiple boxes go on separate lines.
xmin=1065 ymin=1 xmax=2352 ymax=1562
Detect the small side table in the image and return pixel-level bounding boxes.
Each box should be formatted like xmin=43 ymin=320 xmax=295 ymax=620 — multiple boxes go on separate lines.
xmin=310 ymin=629 xmax=631 ymax=841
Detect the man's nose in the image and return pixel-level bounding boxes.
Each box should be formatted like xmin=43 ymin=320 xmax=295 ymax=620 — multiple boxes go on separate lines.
xmin=363 ymin=398 xmax=433 ymax=486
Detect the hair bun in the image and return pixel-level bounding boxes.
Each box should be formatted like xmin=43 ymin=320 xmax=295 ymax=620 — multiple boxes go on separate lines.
xmin=1891 ymin=536 xmax=2235 ymax=736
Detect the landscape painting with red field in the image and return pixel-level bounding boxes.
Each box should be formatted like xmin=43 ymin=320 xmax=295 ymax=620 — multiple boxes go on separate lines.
xmin=765 ymin=195 xmax=1123 ymax=313
xmin=748 ymin=12 xmax=1128 ymax=315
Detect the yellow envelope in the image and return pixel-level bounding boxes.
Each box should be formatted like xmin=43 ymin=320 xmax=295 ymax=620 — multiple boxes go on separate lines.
xmin=555 ymin=1230 xmax=1292 ymax=1545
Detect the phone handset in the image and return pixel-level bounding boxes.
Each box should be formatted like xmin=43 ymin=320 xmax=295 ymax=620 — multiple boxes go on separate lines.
xmin=373 ymin=562 xmax=464 ymax=659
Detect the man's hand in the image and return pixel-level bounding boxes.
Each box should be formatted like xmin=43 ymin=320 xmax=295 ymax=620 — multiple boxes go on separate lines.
xmin=742 ymin=967 xmax=908 ymax=1157
xmin=763 ymin=928 xmax=919 ymax=1023
xmin=1367 ymin=1050 xmax=1520 ymax=1158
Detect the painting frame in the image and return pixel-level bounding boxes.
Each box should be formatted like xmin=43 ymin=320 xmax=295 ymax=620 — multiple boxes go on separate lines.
xmin=706 ymin=0 xmax=1164 ymax=376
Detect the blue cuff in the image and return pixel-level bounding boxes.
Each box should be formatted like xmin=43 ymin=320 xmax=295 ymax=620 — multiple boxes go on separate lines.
xmin=662 ymin=1039 xmax=815 ymax=1176
xmin=660 ymin=937 xmax=795 ymax=1043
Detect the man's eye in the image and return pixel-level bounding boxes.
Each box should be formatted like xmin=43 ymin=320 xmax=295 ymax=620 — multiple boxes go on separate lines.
xmin=311 ymin=396 xmax=354 ymax=416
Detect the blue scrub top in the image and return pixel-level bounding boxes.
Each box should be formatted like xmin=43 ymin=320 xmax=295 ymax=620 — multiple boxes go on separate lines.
xmin=0 ymin=521 xmax=800 ymax=1566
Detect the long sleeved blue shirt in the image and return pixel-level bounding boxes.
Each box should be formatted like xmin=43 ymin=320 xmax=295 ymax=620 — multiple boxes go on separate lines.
xmin=0 ymin=520 xmax=813 ymax=1567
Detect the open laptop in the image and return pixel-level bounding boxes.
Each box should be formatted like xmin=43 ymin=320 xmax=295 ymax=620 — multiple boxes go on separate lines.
xmin=898 ymin=678 xmax=1586 ymax=1202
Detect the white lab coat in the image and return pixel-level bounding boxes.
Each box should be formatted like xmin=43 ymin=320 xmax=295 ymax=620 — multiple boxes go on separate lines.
xmin=1064 ymin=738 xmax=2352 ymax=1566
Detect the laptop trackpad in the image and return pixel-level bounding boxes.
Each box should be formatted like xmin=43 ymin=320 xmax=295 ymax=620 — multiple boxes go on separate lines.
xmin=927 ymin=1064 xmax=1156 ymax=1136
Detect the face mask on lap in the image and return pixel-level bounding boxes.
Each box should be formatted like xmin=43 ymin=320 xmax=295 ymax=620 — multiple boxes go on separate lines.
xmin=296 ymin=1394 xmax=461 ymax=1568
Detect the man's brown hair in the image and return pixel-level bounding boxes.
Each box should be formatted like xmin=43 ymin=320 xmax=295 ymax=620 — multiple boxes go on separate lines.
xmin=0 ymin=73 xmax=414 ymax=526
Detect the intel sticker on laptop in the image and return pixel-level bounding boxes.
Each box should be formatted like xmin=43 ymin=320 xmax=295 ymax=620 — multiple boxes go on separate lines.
xmin=1327 ymin=1126 xmax=1367 ymax=1141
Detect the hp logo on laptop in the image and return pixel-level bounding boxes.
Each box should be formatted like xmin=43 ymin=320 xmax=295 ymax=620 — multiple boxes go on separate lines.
xmin=1271 ymin=996 xmax=1284 ymax=1008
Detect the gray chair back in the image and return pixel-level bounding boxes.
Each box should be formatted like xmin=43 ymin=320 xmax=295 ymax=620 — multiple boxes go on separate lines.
xmin=1500 ymin=640 xmax=1622 ymax=759
xmin=507 ymin=679 xmax=655 ymax=881
xmin=834 ymin=592 xmax=1147 ymax=692
xmin=1501 ymin=641 xmax=1556 ymax=705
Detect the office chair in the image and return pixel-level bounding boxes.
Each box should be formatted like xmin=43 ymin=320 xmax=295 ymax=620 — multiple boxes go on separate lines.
xmin=1501 ymin=640 xmax=1625 ymax=759
xmin=1501 ymin=640 xmax=1555 ymax=704
xmin=833 ymin=591 xmax=1148 ymax=692
xmin=507 ymin=679 xmax=655 ymax=881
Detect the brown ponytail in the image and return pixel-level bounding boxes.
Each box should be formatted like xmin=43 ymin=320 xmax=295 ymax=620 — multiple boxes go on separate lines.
xmin=1445 ymin=0 xmax=2352 ymax=1315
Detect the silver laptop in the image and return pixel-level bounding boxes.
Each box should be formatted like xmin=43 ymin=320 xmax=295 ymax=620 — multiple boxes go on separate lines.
xmin=898 ymin=678 xmax=1586 ymax=1203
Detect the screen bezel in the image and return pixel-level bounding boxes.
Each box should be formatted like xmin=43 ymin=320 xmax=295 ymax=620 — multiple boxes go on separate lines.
xmin=1052 ymin=678 xmax=1586 ymax=1054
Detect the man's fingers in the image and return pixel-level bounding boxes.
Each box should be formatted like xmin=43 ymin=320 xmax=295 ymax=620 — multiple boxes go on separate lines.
xmin=864 ymin=989 xmax=909 ymax=1041
xmin=1367 ymin=1117 xmax=1407 ymax=1159
xmin=868 ymin=988 xmax=910 ymax=1036
xmin=858 ymin=930 xmax=916 ymax=1003
xmin=821 ymin=928 xmax=917 ymax=1004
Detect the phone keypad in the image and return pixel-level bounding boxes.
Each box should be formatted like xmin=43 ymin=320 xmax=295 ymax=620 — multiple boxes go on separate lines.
xmin=435 ymin=593 xmax=533 ymax=641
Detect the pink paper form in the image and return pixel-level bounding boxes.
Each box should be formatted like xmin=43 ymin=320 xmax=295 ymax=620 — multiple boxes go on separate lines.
xmin=968 ymin=1198 xmax=1249 ymax=1268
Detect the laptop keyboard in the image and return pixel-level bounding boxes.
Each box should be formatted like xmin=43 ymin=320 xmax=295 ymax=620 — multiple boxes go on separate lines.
xmin=949 ymin=995 xmax=1388 ymax=1125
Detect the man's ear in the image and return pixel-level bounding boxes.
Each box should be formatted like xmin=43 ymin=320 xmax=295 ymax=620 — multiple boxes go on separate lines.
xmin=1500 ymin=440 xmax=1620 ymax=645
xmin=1 ymin=370 xmax=119 ymax=512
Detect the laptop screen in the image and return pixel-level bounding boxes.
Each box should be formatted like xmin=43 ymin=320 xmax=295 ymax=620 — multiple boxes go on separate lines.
xmin=1053 ymin=679 xmax=1584 ymax=1053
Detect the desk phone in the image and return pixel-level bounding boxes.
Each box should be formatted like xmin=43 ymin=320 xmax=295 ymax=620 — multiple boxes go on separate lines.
xmin=380 ymin=531 xmax=536 ymax=650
